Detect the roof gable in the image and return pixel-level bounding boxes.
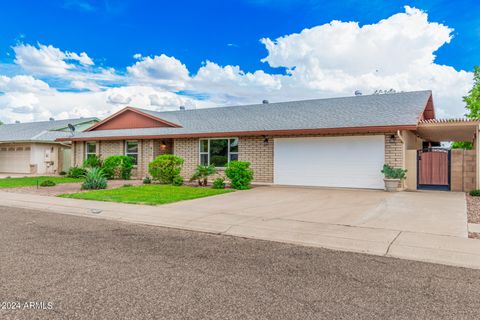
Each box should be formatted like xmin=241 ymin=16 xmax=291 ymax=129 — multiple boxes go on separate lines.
xmin=85 ymin=107 xmax=181 ymax=131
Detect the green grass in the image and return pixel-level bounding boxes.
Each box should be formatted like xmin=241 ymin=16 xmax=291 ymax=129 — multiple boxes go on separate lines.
xmin=59 ymin=184 xmax=234 ymax=205
xmin=0 ymin=176 xmax=83 ymax=188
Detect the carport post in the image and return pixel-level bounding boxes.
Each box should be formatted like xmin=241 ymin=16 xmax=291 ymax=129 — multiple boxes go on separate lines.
xmin=477 ymin=125 xmax=480 ymax=190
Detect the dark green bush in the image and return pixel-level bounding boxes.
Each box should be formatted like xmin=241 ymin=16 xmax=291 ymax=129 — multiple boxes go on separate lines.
xmin=102 ymin=155 xmax=134 ymax=180
xmin=83 ymin=154 xmax=103 ymax=168
xmin=40 ymin=180 xmax=56 ymax=187
xmin=81 ymin=168 xmax=107 ymax=190
xmin=470 ymin=189 xmax=480 ymax=197
xmin=190 ymin=165 xmax=216 ymax=186
xmin=67 ymin=166 xmax=87 ymax=178
xmin=59 ymin=171 xmax=67 ymax=176
xmin=381 ymin=164 xmax=407 ymax=180
xmin=172 ymin=175 xmax=184 ymax=186
xmin=143 ymin=177 xmax=152 ymax=184
xmin=148 ymin=154 xmax=184 ymax=184
xmin=225 ymin=161 xmax=254 ymax=190
xmin=212 ymin=177 xmax=226 ymax=189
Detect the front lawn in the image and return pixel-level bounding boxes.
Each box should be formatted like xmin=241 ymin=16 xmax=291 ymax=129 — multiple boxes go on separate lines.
xmin=59 ymin=184 xmax=233 ymax=205
xmin=0 ymin=176 xmax=82 ymax=188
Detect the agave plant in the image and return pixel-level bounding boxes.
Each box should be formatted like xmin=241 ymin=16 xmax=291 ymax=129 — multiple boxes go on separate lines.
xmin=81 ymin=167 xmax=108 ymax=190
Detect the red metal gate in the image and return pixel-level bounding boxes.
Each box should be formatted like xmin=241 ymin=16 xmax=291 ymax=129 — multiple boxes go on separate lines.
xmin=417 ymin=148 xmax=451 ymax=190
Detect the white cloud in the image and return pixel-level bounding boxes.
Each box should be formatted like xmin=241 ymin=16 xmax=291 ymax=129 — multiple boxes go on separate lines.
xmin=0 ymin=75 xmax=51 ymax=92
xmin=127 ymin=54 xmax=189 ymax=90
xmin=13 ymin=43 xmax=93 ymax=76
xmin=0 ymin=6 xmax=474 ymax=123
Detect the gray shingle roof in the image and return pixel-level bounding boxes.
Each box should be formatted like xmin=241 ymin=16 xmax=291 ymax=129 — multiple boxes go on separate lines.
xmin=0 ymin=118 xmax=98 ymax=143
xmin=68 ymin=90 xmax=432 ymax=139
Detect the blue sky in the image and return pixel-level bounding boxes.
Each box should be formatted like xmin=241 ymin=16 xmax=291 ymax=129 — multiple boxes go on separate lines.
xmin=1 ymin=0 xmax=478 ymax=72
xmin=0 ymin=0 xmax=478 ymax=122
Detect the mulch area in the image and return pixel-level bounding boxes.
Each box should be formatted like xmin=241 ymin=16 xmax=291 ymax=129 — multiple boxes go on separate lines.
xmin=1 ymin=180 xmax=143 ymax=197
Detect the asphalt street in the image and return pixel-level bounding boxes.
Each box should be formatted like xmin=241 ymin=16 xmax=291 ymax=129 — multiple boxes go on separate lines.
xmin=0 ymin=206 xmax=479 ymax=319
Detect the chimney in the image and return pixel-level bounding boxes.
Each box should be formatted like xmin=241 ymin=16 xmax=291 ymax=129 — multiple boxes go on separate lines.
xmin=15 ymin=120 xmax=20 ymax=124
xmin=179 ymin=106 xmax=185 ymax=110
xmin=262 ymin=100 xmax=269 ymax=104
xmin=49 ymin=117 xmax=55 ymax=121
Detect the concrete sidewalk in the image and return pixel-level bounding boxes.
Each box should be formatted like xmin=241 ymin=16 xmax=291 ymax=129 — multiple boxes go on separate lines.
xmin=0 ymin=190 xmax=479 ymax=269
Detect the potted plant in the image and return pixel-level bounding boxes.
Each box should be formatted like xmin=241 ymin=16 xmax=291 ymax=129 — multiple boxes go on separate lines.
xmin=381 ymin=164 xmax=407 ymax=192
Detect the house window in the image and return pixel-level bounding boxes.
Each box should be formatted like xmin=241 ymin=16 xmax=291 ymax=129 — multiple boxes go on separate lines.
xmin=199 ymin=138 xmax=238 ymax=168
xmin=85 ymin=142 xmax=96 ymax=159
xmin=125 ymin=140 xmax=139 ymax=165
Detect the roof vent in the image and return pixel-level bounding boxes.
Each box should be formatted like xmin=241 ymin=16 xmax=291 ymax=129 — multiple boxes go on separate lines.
xmin=354 ymin=90 xmax=362 ymax=96
xmin=49 ymin=117 xmax=55 ymax=121
xmin=179 ymin=106 xmax=185 ymax=110
xmin=262 ymin=100 xmax=269 ymax=104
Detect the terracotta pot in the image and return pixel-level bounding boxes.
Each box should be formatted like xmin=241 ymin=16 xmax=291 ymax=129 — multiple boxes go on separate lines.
xmin=384 ymin=178 xmax=401 ymax=192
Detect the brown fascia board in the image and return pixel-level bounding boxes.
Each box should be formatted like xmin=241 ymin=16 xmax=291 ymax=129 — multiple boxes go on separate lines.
xmin=56 ymin=124 xmax=417 ymax=142
xmin=84 ymin=107 xmax=182 ymax=132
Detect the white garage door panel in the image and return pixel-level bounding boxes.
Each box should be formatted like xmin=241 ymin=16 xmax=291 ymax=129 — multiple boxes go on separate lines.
xmin=274 ymin=136 xmax=385 ymax=189
xmin=0 ymin=147 xmax=30 ymax=173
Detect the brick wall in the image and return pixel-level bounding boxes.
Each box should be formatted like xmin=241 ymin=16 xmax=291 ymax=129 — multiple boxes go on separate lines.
xmin=73 ymin=142 xmax=84 ymax=167
xmin=239 ymin=136 xmax=274 ymax=183
xmin=173 ymin=138 xmax=198 ymax=180
xmin=74 ymin=133 xmax=403 ymax=184
xmin=451 ymin=149 xmax=476 ymax=192
xmin=384 ymin=133 xmax=403 ymax=168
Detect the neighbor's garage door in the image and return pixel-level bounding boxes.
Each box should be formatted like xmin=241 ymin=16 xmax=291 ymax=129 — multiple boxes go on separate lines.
xmin=0 ymin=146 xmax=31 ymax=173
xmin=274 ymin=136 xmax=385 ymax=189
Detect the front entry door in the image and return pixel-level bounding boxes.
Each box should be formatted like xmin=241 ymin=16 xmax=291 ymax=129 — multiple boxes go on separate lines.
xmin=417 ymin=148 xmax=451 ymax=191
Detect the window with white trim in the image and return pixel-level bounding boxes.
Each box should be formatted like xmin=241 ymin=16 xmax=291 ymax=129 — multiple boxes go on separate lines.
xmin=85 ymin=141 xmax=97 ymax=160
xmin=199 ymin=138 xmax=238 ymax=168
xmin=125 ymin=140 xmax=139 ymax=165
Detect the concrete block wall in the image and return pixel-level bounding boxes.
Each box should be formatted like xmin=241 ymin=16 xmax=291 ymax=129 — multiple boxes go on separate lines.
xmin=451 ymin=149 xmax=476 ymax=192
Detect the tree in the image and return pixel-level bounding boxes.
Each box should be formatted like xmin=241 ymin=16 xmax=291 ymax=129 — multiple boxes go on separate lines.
xmin=451 ymin=66 xmax=480 ymax=149
xmin=464 ymin=66 xmax=480 ymax=119
xmin=0 ymin=120 xmax=3 ymax=125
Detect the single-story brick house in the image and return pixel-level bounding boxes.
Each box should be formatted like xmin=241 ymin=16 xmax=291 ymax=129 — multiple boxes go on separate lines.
xmin=58 ymin=90 xmax=480 ymax=191
xmin=0 ymin=117 xmax=98 ymax=174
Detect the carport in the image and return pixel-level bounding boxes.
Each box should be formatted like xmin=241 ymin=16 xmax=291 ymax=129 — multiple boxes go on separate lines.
xmin=404 ymin=119 xmax=480 ymax=192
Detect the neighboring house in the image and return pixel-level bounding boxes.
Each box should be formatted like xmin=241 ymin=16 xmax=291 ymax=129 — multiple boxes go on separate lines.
xmin=0 ymin=117 xmax=98 ymax=174
xmin=58 ymin=90 xmax=480 ymax=191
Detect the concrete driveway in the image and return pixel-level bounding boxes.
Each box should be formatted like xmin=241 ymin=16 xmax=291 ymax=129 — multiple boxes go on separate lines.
xmin=166 ymin=186 xmax=468 ymax=238
xmin=0 ymin=187 xmax=476 ymax=269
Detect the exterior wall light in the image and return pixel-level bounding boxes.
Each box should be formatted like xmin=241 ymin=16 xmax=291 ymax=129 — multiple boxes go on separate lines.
xmin=160 ymin=141 xmax=167 ymax=150
xmin=263 ymin=135 xmax=269 ymax=145
xmin=389 ymin=135 xmax=396 ymax=143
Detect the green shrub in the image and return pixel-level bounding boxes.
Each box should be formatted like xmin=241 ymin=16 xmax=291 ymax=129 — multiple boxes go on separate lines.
xmin=225 ymin=161 xmax=254 ymax=190
xmin=172 ymin=175 xmax=184 ymax=186
xmin=102 ymin=155 xmax=134 ymax=180
xmin=59 ymin=171 xmax=67 ymax=176
xmin=470 ymin=189 xmax=480 ymax=197
xmin=148 ymin=154 xmax=184 ymax=184
xmin=81 ymin=167 xmax=107 ymax=190
xmin=123 ymin=184 xmax=133 ymax=188
xmin=212 ymin=177 xmax=226 ymax=189
xmin=452 ymin=141 xmax=473 ymax=150
xmin=190 ymin=165 xmax=217 ymax=186
xmin=83 ymin=154 xmax=103 ymax=168
xmin=40 ymin=180 xmax=56 ymax=187
xmin=143 ymin=177 xmax=152 ymax=184
xmin=381 ymin=164 xmax=407 ymax=180
xmin=67 ymin=166 xmax=87 ymax=178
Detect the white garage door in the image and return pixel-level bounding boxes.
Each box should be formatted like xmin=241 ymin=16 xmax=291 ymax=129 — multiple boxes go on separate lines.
xmin=0 ymin=146 xmax=31 ymax=173
xmin=274 ymin=136 xmax=385 ymax=189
